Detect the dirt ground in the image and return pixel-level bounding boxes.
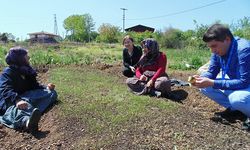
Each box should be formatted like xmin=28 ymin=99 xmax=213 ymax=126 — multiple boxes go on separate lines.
xmin=1 ymin=63 xmax=250 ymax=150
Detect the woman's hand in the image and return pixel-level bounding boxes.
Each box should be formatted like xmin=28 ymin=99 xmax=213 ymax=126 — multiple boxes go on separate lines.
xmin=129 ymin=66 xmax=135 ymax=72
xmin=146 ymin=79 xmax=154 ymax=88
xmin=47 ymin=83 xmax=55 ymax=90
xmin=16 ymin=100 xmax=28 ymax=110
xmin=139 ymin=75 xmax=148 ymax=81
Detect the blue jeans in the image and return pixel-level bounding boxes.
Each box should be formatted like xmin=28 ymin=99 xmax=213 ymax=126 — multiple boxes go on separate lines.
xmin=0 ymin=89 xmax=57 ymax=129
xmin=201 ymin=86 xmax=250 ymax=117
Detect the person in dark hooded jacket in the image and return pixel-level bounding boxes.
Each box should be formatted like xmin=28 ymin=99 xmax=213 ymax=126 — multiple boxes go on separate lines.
xmin=0 ymin=47 xmax=57 ymax=133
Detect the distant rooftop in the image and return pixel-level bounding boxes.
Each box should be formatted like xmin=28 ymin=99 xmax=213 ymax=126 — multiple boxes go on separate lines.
xmin=28 ymin=31 xmax=60 ymax=37
xmin=125 ymin=24 xmax=155 ymax=32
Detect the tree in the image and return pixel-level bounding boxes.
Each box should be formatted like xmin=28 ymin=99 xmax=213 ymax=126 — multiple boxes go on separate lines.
xmin=84 ymin=14 xmax=95 ymax=42
xmin=125 ymin=31 xmax=158 ymax=45
xmin=160 ymin=27 xmax=185 ymax=49
xmin=63 ymin=14 xmax=95 ymax=42
xmin=0 ymin=32 xmax=15 ymax=43
xmin=231 ymin=17 xmax=250 ymax=40
xmin=192 ymin=20 xmax=209 ymax=49
xmin=97 ymin=23 xmax=121 ymax=43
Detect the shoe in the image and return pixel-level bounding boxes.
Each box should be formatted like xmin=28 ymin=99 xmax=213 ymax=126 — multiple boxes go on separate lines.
xmin=26 ymin=108 xmax=41 ymax=133
xmin=164 ymin=92 xmax=182 ymax=101
xmin=214 ymin=108 xmax=244 ymax=119
xmin=242 ymin=118 xmax=250 ymax=131
xmin=212 ymin=108 xmax=246 ymax=124
xmin=149 ymin=90 xmax=162 ymax=98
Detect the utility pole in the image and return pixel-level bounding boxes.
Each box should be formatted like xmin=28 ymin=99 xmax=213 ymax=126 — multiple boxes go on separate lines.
xmin=120 ymin=8 xmax=127 ymax=33
xmin=54 ymin=14 xmax=59 ymax=35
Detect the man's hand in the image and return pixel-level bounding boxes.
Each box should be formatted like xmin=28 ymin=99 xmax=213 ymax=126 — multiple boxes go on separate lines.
xmin=16 ymin=100 xmax=28 ymax=110
xmin=47 ymin=83 xmax=55 ymax=90
xmin=194 ymin=76 xmax=214 ymax=88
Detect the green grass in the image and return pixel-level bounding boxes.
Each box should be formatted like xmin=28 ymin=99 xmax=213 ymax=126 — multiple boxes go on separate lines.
xmin=163 ymin=48 xmax=211 ymax=70
xmin=0 ymin=43 xmax=211 ymax=70
xmin=50 ymin=66 xmax=176 ymax=134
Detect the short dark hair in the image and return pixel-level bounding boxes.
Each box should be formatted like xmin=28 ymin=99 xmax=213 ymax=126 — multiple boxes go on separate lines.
xmin=203 ymin=24 xmax=233 ymax=42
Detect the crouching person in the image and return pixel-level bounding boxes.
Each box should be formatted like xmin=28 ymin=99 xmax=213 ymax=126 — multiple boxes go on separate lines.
xmin=191 ymin=24 xmax=250 ymax=131
xmin=126 ymin=38 xmax=171 ymax=97
xmin=0 ymin=47 xmax=57 ymax=133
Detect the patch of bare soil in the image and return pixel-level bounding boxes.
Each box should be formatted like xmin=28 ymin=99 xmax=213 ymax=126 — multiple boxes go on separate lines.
xmin=1 ymin=63 xmax=250 ymax=149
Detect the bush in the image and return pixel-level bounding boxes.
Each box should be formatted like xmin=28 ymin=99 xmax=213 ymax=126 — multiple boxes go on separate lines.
xmin=160 ymin=27 xmax=185 ymax=49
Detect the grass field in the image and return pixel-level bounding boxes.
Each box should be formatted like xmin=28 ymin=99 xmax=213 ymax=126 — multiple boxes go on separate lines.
xmin=49 ymin=65 xmax=178 ymax=148
xmin=0 ymin=43 xmax=211 ymax=70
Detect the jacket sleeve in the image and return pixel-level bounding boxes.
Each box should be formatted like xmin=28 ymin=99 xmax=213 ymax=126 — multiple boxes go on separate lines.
xmin=29 ymin=75 xmax=46 ymax=90
xmin=213 ymin=47 xmax=250 ymax=90
xmin=0 ymin=71 xmax=20 ymax=105
xmin=151 ymin=54 xmax=166 ymax=81
xmin=122 ymin=49 xmax=130 ymax=68
xmin=133 ymin=46 xmax=143 ymax=68
xmin=201 ymin=53 xmax=220 ymax=79
xmin=135 ymin=67 xmax=142 ymax=78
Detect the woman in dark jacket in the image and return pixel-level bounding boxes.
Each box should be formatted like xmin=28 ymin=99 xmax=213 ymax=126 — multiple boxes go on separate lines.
xmin=122 ymin=35 xmax=142 ymax=77
xmin=0 ymin=47 xmax=57 ymax=133
xmin=126 ymin=38 xmax=171 ymax=97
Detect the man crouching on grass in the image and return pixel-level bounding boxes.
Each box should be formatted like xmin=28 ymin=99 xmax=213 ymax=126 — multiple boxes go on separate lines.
xmin=191 ymin=24 xmax=250 ymax=131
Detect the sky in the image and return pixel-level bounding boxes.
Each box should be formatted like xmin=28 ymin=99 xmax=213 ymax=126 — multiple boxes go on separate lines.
xmin=0 ymin=0 xmax=249 ymax=40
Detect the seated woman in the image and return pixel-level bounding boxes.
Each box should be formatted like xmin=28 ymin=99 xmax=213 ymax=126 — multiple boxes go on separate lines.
xmin=0 ymin=47 xmax=57 ymax=133
xmin=122 ymin=35 xmax=142 ymax=77
xmin=126 ymin=38 xmax=171 ymax=97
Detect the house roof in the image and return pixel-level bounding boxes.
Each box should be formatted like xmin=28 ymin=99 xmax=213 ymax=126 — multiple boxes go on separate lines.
xmin=125 ymin=24 xmax=155 ymax=32
xmin=28 ymin=31 xmax=60 ymax=37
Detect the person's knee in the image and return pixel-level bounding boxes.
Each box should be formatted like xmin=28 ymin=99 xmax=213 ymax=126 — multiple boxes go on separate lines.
xmin=229 ymin=92 xmax=250 ymax=109
xmin=126 ymin=78 xmax=135 ymax=85
xmin=155 ymin=79 xmax=171 ymax=93
xmin=123 ymin=70 xmax=134 ymax=77
xmin=51 ymin=90 xmax=58 ymax=102
xmin=45 ymin=89 xmax=58 ymax=104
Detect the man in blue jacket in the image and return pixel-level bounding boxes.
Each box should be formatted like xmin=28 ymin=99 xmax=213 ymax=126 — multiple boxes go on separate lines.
xmin=192 ymin=24 xmax=250 ymax=131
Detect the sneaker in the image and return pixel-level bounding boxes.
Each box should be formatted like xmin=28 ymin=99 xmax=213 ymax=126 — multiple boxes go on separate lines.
xmin=26 ymin=108 xmax=41 ymax=133
xmin=242 ymin=118 xmax=250 ymax=131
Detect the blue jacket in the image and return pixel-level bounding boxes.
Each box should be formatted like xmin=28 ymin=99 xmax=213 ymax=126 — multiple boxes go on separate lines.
xmin=202 ymin=37 xmax=250 ymax=90
xmin=0 ymin=66 xmax=44 ymax=114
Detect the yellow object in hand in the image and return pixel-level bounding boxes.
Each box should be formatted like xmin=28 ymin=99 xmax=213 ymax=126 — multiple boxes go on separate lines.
xmin=188 ymin=76 xmax=196 ymax=84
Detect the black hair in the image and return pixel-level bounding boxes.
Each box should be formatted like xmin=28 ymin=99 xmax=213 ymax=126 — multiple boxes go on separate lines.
xmin=203 ymin=24 xmax=233 ymax=42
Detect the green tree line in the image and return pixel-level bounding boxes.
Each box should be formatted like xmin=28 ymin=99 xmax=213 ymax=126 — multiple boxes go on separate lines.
xmin=62 ymin=15 xmax=250 ymax=49
xmin=1 ymin=13 xmax=249 ymax=50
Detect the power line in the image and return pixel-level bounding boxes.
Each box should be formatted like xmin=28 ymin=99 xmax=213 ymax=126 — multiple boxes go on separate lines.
xmin=127 ymin=0 xmax=226 ymax=21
